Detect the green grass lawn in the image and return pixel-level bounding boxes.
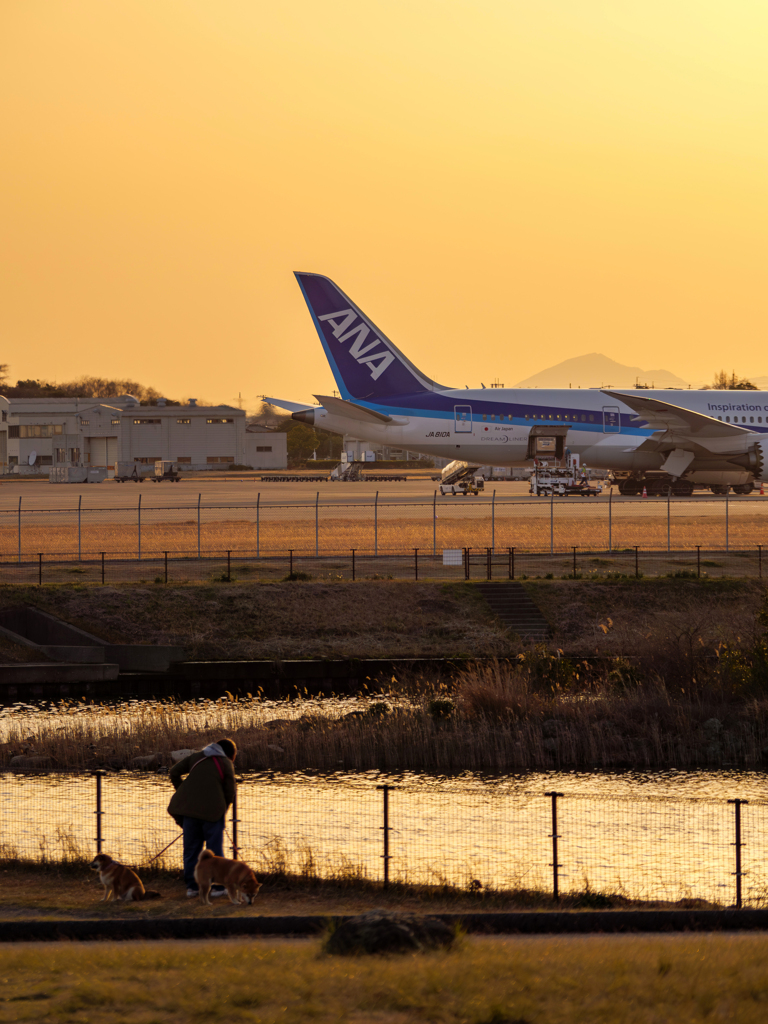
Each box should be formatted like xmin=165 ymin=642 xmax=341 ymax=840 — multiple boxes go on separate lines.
xmin=1 ymin=933 xmax=768 ymax=1023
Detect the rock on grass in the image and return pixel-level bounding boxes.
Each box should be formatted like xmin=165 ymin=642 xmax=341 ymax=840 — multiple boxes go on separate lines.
xmin=325 ymin=911 xmax=456 ymax=955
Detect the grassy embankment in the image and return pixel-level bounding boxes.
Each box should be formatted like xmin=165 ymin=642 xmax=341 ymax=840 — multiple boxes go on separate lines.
xmin=3 ymin=579 xmax=768 ymax=771
xmin=0 ymin=861 xmax=712 ymax=921
xmin=1 ymin=933 xmax=767 ymax=1023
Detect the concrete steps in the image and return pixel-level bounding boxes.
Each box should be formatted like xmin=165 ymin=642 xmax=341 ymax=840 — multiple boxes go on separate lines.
xmin=473 ymin=582 xmax=550 ymax=640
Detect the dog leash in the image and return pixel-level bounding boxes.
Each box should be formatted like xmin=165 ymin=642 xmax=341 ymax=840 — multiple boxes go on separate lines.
xmin=147 ymin=833 xmax=183 ymax=864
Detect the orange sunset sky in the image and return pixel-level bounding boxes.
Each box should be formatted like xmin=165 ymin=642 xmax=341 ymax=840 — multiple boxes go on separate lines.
xmin=2 ymin=0 xmax=767 ymax=409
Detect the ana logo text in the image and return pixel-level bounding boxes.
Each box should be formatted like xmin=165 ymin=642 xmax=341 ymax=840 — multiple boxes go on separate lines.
xmin=318 ymin=309 xmax=395 ymax=381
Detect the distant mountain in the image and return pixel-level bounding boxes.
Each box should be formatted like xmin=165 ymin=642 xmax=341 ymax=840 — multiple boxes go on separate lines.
xmin=514 ymin=353 xmax=689 ymax=390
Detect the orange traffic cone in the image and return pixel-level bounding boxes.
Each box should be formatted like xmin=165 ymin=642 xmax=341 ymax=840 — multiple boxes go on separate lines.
xmin=642 ymin=485 xmax=648 ymax=498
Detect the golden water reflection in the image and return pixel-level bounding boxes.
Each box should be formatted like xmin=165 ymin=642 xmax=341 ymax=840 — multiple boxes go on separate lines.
xmin=6 ymin=768 xmax=768 ymax=907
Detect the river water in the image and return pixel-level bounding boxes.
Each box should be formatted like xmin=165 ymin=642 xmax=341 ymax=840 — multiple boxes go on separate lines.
xmin=3 ymin=697 xmax=768 ymax=907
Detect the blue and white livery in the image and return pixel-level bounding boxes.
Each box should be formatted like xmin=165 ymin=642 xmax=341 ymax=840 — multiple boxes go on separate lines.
xmin=267 ymin=272 xmax=768 ymax=495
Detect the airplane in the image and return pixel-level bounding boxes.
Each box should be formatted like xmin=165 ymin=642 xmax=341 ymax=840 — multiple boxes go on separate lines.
xmin=266 ymin=272 xmax=768 ymax=496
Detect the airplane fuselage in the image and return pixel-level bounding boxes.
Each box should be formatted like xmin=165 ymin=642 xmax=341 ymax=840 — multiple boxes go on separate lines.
xmin=306 ymin=388 xmax=768 ymax=481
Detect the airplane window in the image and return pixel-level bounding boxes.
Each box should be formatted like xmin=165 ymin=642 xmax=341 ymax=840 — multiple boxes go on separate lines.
xmin=751 ymin=417 xmax=754 ymax=423
xmin=589 ymin=415 xmax=594 ymax=422
xmin=482 ymin=414 xmax=487 ymax=421
xmin=718 ymin=416 xmax=722 ymax=420
xmin=760 ymin=418 xmax=763 ymax=424
xmin=581 ymin=415 xmax=585 ymax=422
xmin=524 ymin=414 xmax=529 ymax=419
xmin=726 ymin=416 xmax=730 ymax=422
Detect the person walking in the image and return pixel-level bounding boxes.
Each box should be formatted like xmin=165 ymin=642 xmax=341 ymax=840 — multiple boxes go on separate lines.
xmin=167 ymin=738 xmax=237 ymax=897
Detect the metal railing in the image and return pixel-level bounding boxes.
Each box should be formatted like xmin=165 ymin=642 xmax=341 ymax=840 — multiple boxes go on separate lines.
xmin=4 ymin=769 xmax=766 ymax=907
xmin=1 ymin=545 xmax=766 ymax=584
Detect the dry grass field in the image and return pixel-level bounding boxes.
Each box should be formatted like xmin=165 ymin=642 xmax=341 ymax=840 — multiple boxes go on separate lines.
xmin=1 ymin=932 xmax=767 ymax=1023
xmin=4 ymin=504 xmax=768 ymax=557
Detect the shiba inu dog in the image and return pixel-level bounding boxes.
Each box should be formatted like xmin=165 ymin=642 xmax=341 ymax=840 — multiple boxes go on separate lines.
xmin=194 ymin=849 xmax=262 ymax=906
xmin=89 ymin=853 xmax=161 ymax=902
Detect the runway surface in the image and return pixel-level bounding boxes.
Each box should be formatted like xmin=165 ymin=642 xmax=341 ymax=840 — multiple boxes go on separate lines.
xmin=1 ymin=477 xmax=765 ymax=512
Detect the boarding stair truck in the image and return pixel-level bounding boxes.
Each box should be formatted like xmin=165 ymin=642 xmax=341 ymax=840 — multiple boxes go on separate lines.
xmin=151 ymin=460 xmax=182 ymax=482
xmin=439 ymin=460 xmax=485 ymax=496
xmin=330 ymin=461 xmax=364 ymax=481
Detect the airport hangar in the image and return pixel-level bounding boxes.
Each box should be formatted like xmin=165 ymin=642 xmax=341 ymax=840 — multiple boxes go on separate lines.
xmin=0 ymin=395 xmax=287 ymax=475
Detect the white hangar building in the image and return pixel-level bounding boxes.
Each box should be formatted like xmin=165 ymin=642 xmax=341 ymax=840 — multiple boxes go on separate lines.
xmin=0 ymin=395 xmax=287 ymax=474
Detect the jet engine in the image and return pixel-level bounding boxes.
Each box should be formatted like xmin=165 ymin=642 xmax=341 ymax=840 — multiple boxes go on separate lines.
xmin=739 ymin=438 xmax=768 ymax=482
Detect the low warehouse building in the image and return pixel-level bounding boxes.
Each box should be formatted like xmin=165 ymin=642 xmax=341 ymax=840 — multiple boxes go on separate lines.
xmin=0 ymin=395 xmax=286 ymax=474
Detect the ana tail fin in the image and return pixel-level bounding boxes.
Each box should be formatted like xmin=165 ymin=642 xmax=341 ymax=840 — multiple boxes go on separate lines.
xmin=294 ymin=272 xmax=447 ymax=402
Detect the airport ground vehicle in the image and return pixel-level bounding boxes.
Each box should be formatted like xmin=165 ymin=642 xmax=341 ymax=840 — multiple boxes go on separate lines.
xmin=151 ymin=461 xmax=181 ymax=483
xmin=438 ymin=460 xmax=486 ymax=496
xmin=529 ymin=459 xmax=602 ymax=497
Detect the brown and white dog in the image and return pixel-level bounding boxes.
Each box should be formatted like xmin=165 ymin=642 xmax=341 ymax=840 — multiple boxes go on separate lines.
xmin=194 ymin=849 xmax=262 ymax=906
xmin=89 ymin=853 xmax=161 ymax=902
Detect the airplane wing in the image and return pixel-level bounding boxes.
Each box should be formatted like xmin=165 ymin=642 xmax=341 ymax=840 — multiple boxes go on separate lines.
xmin=602 ymin=391 xmax=750 ymax=439
xmin=314 ymin=394 xmax=394 ymax=424
xmin=263 ymin=397 xmax=318 ymax=413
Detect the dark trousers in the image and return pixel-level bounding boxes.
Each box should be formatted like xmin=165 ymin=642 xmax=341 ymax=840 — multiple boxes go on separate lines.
xmin=182 ymin=815 xmax=225 ymax=889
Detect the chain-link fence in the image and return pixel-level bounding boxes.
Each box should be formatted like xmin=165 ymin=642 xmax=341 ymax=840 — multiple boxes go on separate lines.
xmin=3 ymin=493 xmax=768 ymax=563
xmin=4 ymin=770 xmax=767 ymax=907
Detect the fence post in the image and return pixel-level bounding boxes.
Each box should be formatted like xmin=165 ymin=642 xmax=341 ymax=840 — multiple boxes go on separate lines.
xmin=101 ymin=551 xmax=105 ymax=585
xmin=78 ymin=494 xmax=82 ymax=563
xmin=492 ymin=488 xmax=496 ymax=554
xmin=38 ymin=552 xmax=42 ymax=586
xmin=93 ymin=769 xmax=106 ymax=853
xmin=572 ymin=546 xmax=576 ymax=577
xmin=289 ymin=549 xmax=293 ymax=577
xmin=414 ymin=548 xmax=418 ymax=581
xmin=227 ymin=549 xmax=231 ymax=581
xmin=726 ymin=488 xmax=730 ymax=552
xmin=197 ymin=493 xmax=202 ymax=560
xmin=486 ymin=547 xmax=491 ymax=581
xmin=352 ymin=549 xmax=356 ymax=581
xmin=509 ymin=546 xmax=514 ymax=580
xmin=231 ymin=783 xmax=239 ymax=860
xmin=608 ymin=487 xmax=612 ymax=553
xmin=256 ymin=492 xmax=260 ymax=558
xmin=728 ymin=798 xmax=748 ymax=908
xmin=464 ymin=546 xmax=470 ymax=581
xmin=635 ymin=546 xmax=639 ymax=578
xmin=667 ymin=488 xmax=671 ymax=553
xmin=550 ymin=488 xmax=554 ymax=555
xmin=164 ymin=551 xmax=168 ymax=584
xmin=376 ymin=784 xmax=392 ymax=888
xmin=760 ymin=544 xmax=762 ymax=580
xmin=138 ymin=492 xmax=142 ymax=561
xmin=374 ymin=491 xmax=379 ymax=557
xmin=545 ymin=791 xmax=562 ymax=901
xmin=433 ymin=490 xmax=437 ymax=556
xmin=17 ymin=496 xmax=21 ymax=565
xmin=315 ymin=490 xmax=319 ymax=557
xmin=697 ymin=545 xmax=701 ymax=579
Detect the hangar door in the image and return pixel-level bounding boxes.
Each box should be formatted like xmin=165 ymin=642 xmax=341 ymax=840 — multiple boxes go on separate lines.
xmin=88 ymin=437 xmax=118 ymax=466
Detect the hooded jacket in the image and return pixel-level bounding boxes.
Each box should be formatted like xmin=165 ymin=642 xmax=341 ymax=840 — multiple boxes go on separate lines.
xmin=167 ymin=743 xmax=236 ymax=823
